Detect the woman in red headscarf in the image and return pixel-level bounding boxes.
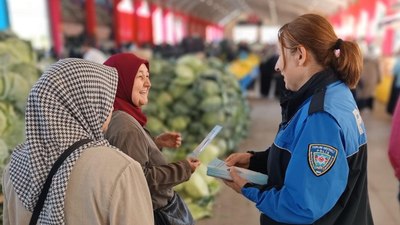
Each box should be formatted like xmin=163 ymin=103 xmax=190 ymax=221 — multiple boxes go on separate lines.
xmin=104 ymin=53 xmax=199 ymax=225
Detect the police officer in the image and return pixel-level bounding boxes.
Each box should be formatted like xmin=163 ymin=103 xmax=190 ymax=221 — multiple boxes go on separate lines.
xmin=223 ymin=14 xmax=374 ymax=225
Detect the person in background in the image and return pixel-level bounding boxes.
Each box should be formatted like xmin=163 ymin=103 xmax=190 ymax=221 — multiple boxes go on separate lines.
xmin=259 ymin=44 xmax=279 ymax=98
xmin=81 ymin=36 xmax=108 ymax=64
xmin=387 ymin=50 xmax=400 ymax=115
xmin=219 ymin=38 xmax=236 ymax=62
xmin=223 ymin=14 xmax=373 ymax=225
xmin=389 ymin=98 xmax=400 ymax=204
xmin=103 ymin=53 xmax=200 ymax=225
xmin=180 ymin=33 xmax=205 ymax=55
xmin=2 ymin=58 xmax=154 ymax=225
xmin=356 ymin=45 xmax=381 ymax=113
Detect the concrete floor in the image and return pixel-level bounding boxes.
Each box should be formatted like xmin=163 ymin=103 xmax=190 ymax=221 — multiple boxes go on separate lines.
xmin=197 ymin=97 xmax=400 ymax=225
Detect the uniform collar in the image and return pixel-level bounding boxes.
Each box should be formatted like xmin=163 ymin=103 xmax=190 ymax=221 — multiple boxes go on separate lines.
xmin=280 ymin=68 xmax=339 ymax=124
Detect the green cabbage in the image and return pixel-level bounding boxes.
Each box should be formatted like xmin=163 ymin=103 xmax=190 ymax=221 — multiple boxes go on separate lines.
xmin=184 ymin=172 xmax=210 ymax=199
xmin=144 ymin=55 xmax=250 ymax=221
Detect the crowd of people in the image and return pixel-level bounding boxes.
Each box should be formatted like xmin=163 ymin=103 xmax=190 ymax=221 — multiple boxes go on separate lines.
xmin=3 ymin=12 xmax=400 ymax=225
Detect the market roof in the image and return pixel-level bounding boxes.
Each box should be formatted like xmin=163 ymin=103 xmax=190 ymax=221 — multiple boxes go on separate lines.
xmin=149 ymin=0 xmax=352 ymax=25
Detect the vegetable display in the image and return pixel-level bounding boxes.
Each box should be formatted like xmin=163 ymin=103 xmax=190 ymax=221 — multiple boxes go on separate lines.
xmin=0 ymin=31 xmax=41 ymax=222
xmin=145 ymin=54 xmax=250 ymax=220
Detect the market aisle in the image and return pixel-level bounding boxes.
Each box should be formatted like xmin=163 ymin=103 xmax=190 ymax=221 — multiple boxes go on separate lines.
xmin=197 ymin=97 xmax=400 ymax=225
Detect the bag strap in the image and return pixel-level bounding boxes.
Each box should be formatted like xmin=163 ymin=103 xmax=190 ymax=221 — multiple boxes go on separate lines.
xmin=29 ymin=138 xmax=92 ymax=225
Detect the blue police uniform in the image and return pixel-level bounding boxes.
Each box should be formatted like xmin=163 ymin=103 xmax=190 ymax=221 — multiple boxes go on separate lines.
xmin=243 ymin=69 xmax=374 ymax=225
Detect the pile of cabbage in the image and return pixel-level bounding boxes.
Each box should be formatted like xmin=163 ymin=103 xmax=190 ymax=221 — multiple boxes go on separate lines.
xmin=144 ymin=55 xmax=250 ymax=220
xmin=0 ymin=31 xmax=41 ymax=216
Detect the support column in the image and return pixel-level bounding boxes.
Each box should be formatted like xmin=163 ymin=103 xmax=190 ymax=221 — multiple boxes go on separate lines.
xmin=133 ymin=0 xmax=140 ymax=44
xmin=48 ymin=0 xmax=62 ymax=58
xmin=149 ymin=3 xmax=157 ymax=45
xmin=86 ymin=0 xmax=97 ymax=38
xmin=0 ymin=0 xmax=10 ymax=30
xmin=113 ymin=0 xmax=122 ymax=48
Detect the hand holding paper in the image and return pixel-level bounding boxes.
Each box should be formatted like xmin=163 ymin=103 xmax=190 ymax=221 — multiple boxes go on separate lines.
xmin=206 ymin=159 xmax=268 ymax=185
xmin=225 ymin=152 xmax=252 ymax=168
xmin=187 ymin=157 xmax=201 ymax=173
xmin=223 ymin=167 xmax=249 ymax=193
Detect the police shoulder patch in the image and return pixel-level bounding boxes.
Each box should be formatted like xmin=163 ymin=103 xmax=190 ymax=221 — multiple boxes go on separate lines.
xmin=308 ymin=144 xmax=338 ymax=177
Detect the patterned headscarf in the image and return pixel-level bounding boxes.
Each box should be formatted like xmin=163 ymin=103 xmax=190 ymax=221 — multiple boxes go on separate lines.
xmin=103 ymin=53 xmax=149 ymax=126
xmin=9 ymin=58 xmax=118 ymax=224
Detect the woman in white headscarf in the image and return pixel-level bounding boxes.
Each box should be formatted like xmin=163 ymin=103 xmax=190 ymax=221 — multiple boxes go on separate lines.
xmin=2 ymin=58 xmax=154 ymax=225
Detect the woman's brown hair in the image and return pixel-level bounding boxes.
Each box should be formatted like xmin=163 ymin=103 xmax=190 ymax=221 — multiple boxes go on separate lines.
xmin=278 ymin=13 xmax=362 ymax=88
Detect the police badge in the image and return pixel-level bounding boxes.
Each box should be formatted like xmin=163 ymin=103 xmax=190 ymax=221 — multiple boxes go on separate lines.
xmin=308 ymin=144 xmax=338 ymax=176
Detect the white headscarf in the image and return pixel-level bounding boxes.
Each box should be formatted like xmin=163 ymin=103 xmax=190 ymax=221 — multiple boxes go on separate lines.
xmin=9 ymin=58 xmax=118 ymax=224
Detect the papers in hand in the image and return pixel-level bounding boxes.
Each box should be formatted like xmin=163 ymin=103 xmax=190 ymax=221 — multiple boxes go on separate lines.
xmin=206 ymin=159 xmax=268 ymax=185
xmin=188 ymin=125 xmax=222 ymax=158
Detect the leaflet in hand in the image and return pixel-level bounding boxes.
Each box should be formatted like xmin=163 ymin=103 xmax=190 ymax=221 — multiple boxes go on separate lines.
xmin=188 ymin=125 xmax=222 ymax=158
xmin=206 ymin=158 xmax=268 ymax=185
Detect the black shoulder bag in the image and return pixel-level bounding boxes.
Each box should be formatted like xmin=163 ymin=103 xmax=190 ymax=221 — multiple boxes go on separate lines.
xmin=154 ymin=191 xmax=194 ymax=225
xmin=29 ymin=139 xmax=92 ymax=225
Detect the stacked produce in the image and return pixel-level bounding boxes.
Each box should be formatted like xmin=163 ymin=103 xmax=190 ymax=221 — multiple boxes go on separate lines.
xmin=144 ymin=55 xmax=250 ymax=220
xmin=227 ymin=53 xmax=260 ymax=80
xmin=0 ymin=31 xmax=41 ymax=220
xmin=227 ymin=53 xmax=261 ymax=92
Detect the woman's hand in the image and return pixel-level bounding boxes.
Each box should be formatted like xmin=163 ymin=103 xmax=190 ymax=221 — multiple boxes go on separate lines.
xmin=225 ymin=152 xmax=252 ymax=168
xmin=155 ymin=132 xmax=182 ymax=148
xmin=187 ymin=157 xmax=201 ymax=173
xmin=223 ymin=167 xmax=248 ymax=193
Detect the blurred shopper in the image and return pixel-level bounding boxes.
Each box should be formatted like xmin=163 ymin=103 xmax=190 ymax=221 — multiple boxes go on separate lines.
xmin=259 ymin=44 xmax=279 ymax=98
xmin=180 ymin=34 xmax=205 ymax=55
xmin=103 ymin=53 xmax=200 ymax=225
xmin=389 ymin=98 xmax=400 ymax=204
xmin=219 ymin=38 xmax=236 ymax=62
xmin=387 ymin=51 xmax=400 ymax=115
xmin=223 ymin=14 xmax=373 ymax=225
xmin=2 ymin=59 xmax=154 ymax=225
xmin=81 ymin=36 xmax=108 ymax=64
xmin=356 ymin=46 xmax=381 ymax=112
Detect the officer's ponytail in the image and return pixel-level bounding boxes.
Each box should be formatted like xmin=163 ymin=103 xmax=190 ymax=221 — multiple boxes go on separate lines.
xmin=326 ymin=38 xmax=363 ymax=88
